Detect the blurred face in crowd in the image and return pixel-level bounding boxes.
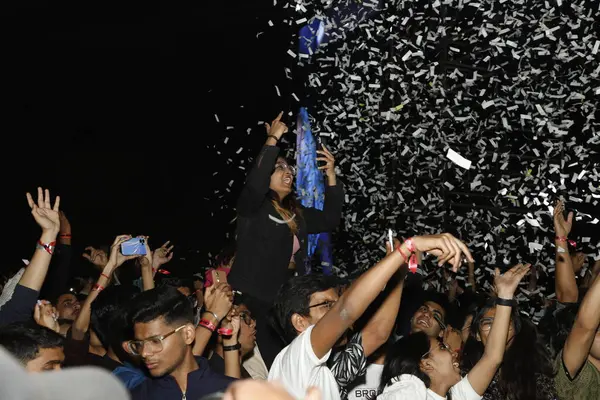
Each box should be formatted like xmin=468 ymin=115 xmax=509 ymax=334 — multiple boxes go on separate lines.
xmin=133 ymin=316 xmax=194 ymax=378
xmin=292 ymin=288 xmax=339 ymax=336
xmin=56 ymin=293 xmax=81 ymax=321
xmin=411 ymin=301 xmax=446 ymax=338
xmin=420 ymin=337 xmax=460 ymax=388
xmin=26 ymin=347 xmax=64 ymax=372
xmin=269 ymin=157 xmax=294 ymax=199
xmin=236 ymin=304 xmax=257 ymax=356
xmin=477 ymin=307 xmax=515 ymax=347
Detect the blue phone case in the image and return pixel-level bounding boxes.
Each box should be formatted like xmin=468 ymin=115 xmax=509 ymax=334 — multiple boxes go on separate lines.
xmin=121 ymin=237 xmax=147 ymax=256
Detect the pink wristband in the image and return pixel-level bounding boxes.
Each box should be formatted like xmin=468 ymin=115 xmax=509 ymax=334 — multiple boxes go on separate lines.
xmin=404 ymin=238 xmax=418 ymax=274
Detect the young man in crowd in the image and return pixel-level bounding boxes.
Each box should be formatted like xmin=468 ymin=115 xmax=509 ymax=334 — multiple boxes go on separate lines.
xmin=128 ymin=286 xmax=235 ymax=399
xmin=0 ymin=321 xmax=65 ymax=372
xmin=269 ymin=234 xmax=473 ymax=399
xmin=409 ymin=291 xmax=453 ymax=341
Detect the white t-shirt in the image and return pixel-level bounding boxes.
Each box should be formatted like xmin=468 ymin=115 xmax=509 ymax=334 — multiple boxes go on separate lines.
xmin=268 ymin=325 xmax=340 ymax=400
xmin=377 ymin=374 xmax=481 ymax=400
xmin=347 ymin=363 xmax=384 ymax=400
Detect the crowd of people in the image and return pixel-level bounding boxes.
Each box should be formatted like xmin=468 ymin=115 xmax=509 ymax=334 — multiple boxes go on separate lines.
xmin=1 ymin=113 xmax=599 ymax=400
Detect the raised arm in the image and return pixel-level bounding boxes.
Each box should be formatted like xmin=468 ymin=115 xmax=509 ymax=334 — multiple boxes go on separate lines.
xmin=221 ymin=311 xmax=242 ymax=379
xmin=303 ymin=144 xmax=344 ymax=234
xmin=311 ymin=233 xmax=474 ymax=359
xmin=466 ymin=264 xmax=530 ymax=395
xmin=40 ymin=211 xmax=73 ymax=300
xmin=193 ymin=282 xmax=233 ymax=356
xmin=72 ymin=235 xmax=139 ymax=340
xmin=562 ymin=271 xmax=600 ymax=377
xmin=237 ymin=113 xmax=287 ymax=216
xmin=553 ymin=200 xmax=578 ymax=303
xmin=19 ymin=187 xmax=61 ymax=291
xmin=360 ymin=238 xmax=407 ymax=357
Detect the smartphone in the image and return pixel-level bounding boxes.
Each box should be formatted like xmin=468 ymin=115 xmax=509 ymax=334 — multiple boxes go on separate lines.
xmin=317 ymin=136 xmax=328 ymax=168
xmin=121 ymin=237 xmax=147 ymax=256
xmin=211 ymin=269 xmax=228 ymax=285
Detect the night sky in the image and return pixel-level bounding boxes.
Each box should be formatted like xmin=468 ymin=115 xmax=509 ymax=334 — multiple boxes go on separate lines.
xmin=4 ymin=2 xmax=295 ymax=274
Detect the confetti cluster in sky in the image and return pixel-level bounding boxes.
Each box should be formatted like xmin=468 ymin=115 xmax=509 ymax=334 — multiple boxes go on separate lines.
xmin=287 ymin=0 xmax=600 ymax=318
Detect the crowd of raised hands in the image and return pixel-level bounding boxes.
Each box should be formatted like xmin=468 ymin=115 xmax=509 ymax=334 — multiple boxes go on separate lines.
xmin=1 ymin=184 xmax=599 ymax=400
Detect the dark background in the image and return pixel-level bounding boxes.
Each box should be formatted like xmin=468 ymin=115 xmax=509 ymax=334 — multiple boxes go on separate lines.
xmin=3 ymin=1 xmax=297 ymax=274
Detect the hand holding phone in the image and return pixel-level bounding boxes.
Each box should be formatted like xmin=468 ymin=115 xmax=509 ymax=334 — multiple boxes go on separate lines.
xmin=121 ymin=237 xmax=147 ymax=256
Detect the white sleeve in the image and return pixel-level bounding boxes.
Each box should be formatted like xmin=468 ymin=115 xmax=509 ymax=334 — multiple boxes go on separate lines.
xmin=449 ymin=376 xmax=483 ymax=400
xmin=377 ymin=375 xmax=428 ymax=400
xmin=269 ymin=325 xmax=333 ymax=399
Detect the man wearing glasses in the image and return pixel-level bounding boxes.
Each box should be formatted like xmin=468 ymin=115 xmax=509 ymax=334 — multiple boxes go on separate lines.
xmin=127 ymin=286 xmax=234 ymax=400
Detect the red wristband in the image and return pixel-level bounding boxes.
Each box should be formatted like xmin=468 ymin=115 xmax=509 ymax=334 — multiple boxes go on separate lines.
xmin=36 ymin=240 xmax=56 ymax=255
xmin=555 ymin=236 xmax=576 ymax=247
xmin=404 ymin=238 xmax=418 ymax=274
xmin=60 ymin=234 xmax=72 ymax=239
xmin=218 ymin=328 xmax=233 ymax=336
xmin=92 ymin=283 xmax=104 ymax=292
xmin=101 ymin=273 xmax=111 ymax=280
xmin=199 ymin=319 xmax=216 ymax=332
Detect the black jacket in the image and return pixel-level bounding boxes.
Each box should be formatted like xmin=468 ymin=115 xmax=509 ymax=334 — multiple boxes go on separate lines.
xmin=228 ymin=145 xmax=344 ymax=304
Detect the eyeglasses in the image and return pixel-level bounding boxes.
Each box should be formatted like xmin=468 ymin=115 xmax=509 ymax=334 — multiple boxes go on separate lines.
xmin=274 ymin=162 xmax=297 ymax=176
xmin=239 ymin=311 xmax=255 ymax=326
xmin=422 ymin=339 xmax=453 ymax=359
xmin=127 ymin=325 xmax=186 ymax=356
xmin=308 ymin=300 xmax=336 ymax=310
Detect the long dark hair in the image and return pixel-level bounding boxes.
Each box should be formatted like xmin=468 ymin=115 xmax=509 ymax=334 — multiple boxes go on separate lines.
xmin=377 ymin=332 xmax=431 ymax=396
xmin=268 ymin=157 xmax=302 ymax=235
xmin=462 ymin=301 xmax=555 ymax=400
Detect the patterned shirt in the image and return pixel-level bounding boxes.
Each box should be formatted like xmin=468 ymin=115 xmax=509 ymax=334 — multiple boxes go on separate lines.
xmin=329 ymin=332 xmax=368 ymax=400
xmin=554 ymin=351 xmax=600 ymax=400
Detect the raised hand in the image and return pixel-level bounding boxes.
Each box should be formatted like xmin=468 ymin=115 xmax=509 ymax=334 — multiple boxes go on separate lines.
xmin=554 ymin=200 xmax=573 ymax=237
xmin=26 ymin=187 xmax=61 ymax=233
xmin=204 ymin=282 xmax=234 ymax=321
xmin=412 ymin=233 xmax=474 ymax=272
xmin=221 ymin=308 xmax=241 ymax=345
xmin=33 ymin=300 xmax=60 ymax=333
xmin=494 ymin=263 xmax=531 ymax=299
xmin=265 ymin=111 xmax=288 ymax=140
xmin=316 ymin=144 xmax=336 ymax=178
xmin=152 ymin=241 xmax=174 ymax=269
xmin=83 ymin=247 xmax=109 ymax=268
xmin=108 ymin=234 xmax=140 ymax=268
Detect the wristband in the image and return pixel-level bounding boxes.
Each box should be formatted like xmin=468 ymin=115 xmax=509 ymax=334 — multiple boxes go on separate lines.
xmin=267 ymin=134 xmax=279 ymax=142
xmin=495 ymin=297 xmax=516 ymax=307
xmin=152 ymin=268 xmax=171 ymax=275
xmin=404 ymin=238 xmax=418 ymax=274
xmin=59 ymin=234 xmax=72 ymax=239
xmin=218 ymin=328 xmax=234 ymax=336
xmin=92 ymin=284 xmax=105 ymax=292
xmin=199 ymin=319 xmax=216 ymax=332
xmin=36 ymin=240 xmax=56 ymax=255
xmin=101 ymin=273 xmax=111 ymax=280
xmin=223 ymin=343 xmax=241 ymax=352
xmin=555 ymin=236 xmax=576 ymax=247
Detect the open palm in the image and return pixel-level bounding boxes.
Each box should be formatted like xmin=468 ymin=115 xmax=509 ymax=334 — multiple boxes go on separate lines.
xmin=553 ymin=200 xmax=573 ymax=236
xmin=26 ymin=187 xmax=60 ymax=233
